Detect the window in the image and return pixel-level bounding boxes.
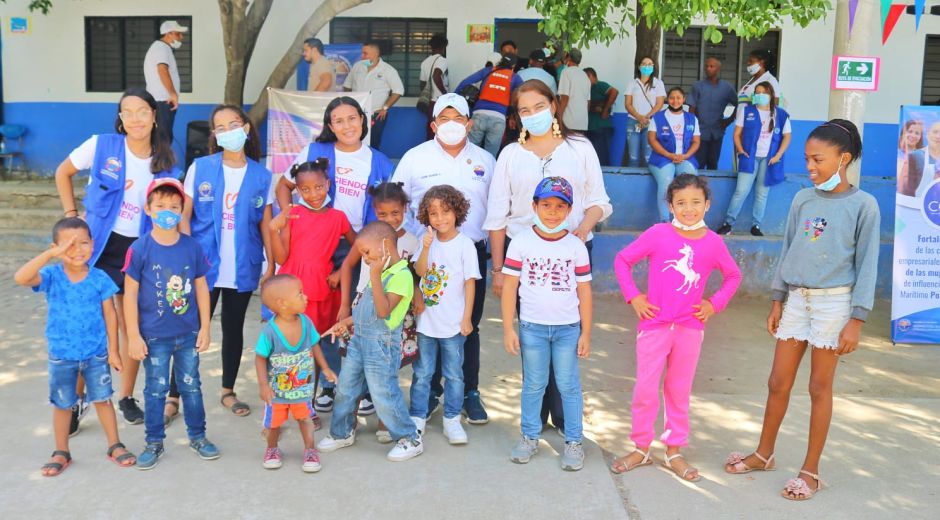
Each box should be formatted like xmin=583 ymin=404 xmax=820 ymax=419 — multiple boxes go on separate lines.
xmin=84 ymin=16 xmax=193 ymax=93
xmin=662 ymin=28 xmax=780 ymax=94
xmin=330 ymin=17 xmax=446 ymax=96
xmin=921 ymin=35 xmax=940 ymax=105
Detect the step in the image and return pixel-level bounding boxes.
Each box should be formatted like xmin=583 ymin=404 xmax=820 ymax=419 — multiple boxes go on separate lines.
xmin=0 ymin=207 xmax=67 ymax=231
xmin=0 ymin=180 xmax=86 ymax=210
xmin=0 ymin=229 xmax=52 ymax=253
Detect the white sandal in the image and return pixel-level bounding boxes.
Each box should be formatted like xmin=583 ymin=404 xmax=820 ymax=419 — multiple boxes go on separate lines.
xmin=609 ymin=448 xmax=652 ymax=474
xmin=781 ymin=469 xmax=826 ymax=501
xmin=663 ymin=453 xmax=701 ymax=482
xmin=725 ymin=450 xmax=776 ymax=474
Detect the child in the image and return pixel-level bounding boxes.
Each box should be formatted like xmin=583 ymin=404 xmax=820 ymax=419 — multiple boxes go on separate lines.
xmin=647 ymin=87 xmax=701 ymax=223
xmin=318 ymin=221 xmax=423 ymax=462
xmin=15 ymin=217 xmax=137 ymax=476
xmin=255 ymin=274 xmax=337 ymax=472
xmin=725 ymin=120 xmax=880 ymax=501
xmin=501 ymin=177 xmax=592 ymax=471
xmin=410 ymin=185 xmax=480 ymax=444
xmin=124 ymin=178 xmax=219 ymax=470
xmin=610 ymin=174 xmax=741 ymax=482
xmin=717 ymin=81 xmax=792 ymax=237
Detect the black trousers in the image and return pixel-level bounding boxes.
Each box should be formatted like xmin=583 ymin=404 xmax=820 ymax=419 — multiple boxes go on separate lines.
xmin=586 ymin=128 xmax=613 ymax=166
xmin=696 ymin=136 xmax=724 ymax=170
xmin=155 ymin=101 xmax=176 ymax=145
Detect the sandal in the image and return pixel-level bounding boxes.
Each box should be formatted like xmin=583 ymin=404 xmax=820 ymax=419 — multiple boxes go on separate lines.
xmin=781 ymin=469 xmax=826 ymax=501
xmin=107 ymin=442 xmax=137 ymax=467
xmin=725 ymin=450 xmax=776 ymax=474
xmin=220 ymin=392 xmax=251 ymax=417
xmin=609 ymin=448 xmax=653 ymax=474
xmin=663 ymin=453 xmax=701 ymax=482
xmin=164 ymin=399 xmax=180 ymax=427
xmin=41 ymin=450 xmax=72 ymax=477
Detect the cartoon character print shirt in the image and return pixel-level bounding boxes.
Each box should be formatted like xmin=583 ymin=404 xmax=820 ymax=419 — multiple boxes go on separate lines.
xmin=123 ymin=234 xmax=210 ymax=339
xmin=255 ymin=315 xmax=321 ymax=403
xmin=415 ymin=232 xmax=481 ymax=338
xmin=502 ymin=228 xmax=593 ymax=326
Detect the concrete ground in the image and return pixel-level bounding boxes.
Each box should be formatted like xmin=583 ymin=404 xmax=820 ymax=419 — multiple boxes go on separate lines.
xmin=0 ymin=249 xmax=937 ymax=519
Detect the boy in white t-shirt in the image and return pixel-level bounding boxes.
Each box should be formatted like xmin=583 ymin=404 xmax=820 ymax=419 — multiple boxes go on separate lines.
xmin=409 ymin=185 xmax=480 ymax=445
xmin=501 ymin=177 xmax=592 ymax=471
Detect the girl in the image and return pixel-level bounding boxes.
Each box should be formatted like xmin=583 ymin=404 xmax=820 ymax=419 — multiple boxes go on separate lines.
xmin=611 ymin=174 xmax=741 ymax=482
xmin=717 ymin=82 xmax=792 ymax=236
xmin=624 ymin=57 xmax=666 ymax=167
xmin=737 ymin=49 xmax=782 ymax=106
xmin=724 ymin=120 xmax=880 ymax=501
xmin=55 ymin=87 xmax=178 ymax=427
xmin=181 ymin=104 xmax=274 ymax=418
xmin=896 ymin=119 xmax=924 ymax=196
xmin=647 ymin=87 xmax=701 ymax=223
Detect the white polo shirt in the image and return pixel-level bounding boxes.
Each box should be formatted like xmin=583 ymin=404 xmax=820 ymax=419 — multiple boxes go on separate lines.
xmin=391 ymin=139 xmax=495 ymax=243
xmin=343 ymin=58 xmax=405 ymax=112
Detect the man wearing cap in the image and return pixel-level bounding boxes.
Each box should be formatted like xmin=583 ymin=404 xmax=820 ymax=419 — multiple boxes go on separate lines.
xmin=144 ymin=20 xmax=187 ymax=143
xmin=303 ymin=37 xmax=336 ymax=92
xmin=517 ymin=49 xmax=558 ymax=95
xmin=557 ymin=48 xmax=591 ymax=134
xmin=454 ymin=55 xmax=524 ymax=158
xmin=392 ymin=93 xmax=496 ymax=425
xmin=343 ymin=41 xmax=405 ymax=150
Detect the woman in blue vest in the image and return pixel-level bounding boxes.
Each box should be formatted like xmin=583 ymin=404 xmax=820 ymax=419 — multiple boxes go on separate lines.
xmin=717 ymin=82 xmax=791 ymax=236
xmin=275 ymin=96 xmax=393 ymax=413
xmin=178 ymin=104 xmax=274 ymax=417
xmin=54 ymin=87 xmax=178 ymax=427
xmin=647 ymin=87 xmax=701 ymax=222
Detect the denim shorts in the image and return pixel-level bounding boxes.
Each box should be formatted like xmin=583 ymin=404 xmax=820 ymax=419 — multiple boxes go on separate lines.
xmin=48 ymin=351 xmax=113 ymax=409
xmin=775 ymin=288 xmax=852 ymax=349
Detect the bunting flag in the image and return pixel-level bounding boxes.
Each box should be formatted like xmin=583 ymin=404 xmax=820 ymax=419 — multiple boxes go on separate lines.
xmin=848 ymin=0 xmax=859 ymax=35
xmin=915 ymin=0 xmax=926 ymax=30
xmin=881 ymin=1 xmax=906 ymax=44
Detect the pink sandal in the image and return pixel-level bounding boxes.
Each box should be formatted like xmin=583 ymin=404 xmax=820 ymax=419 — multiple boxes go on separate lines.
xmin=725 ymin=451 xmax=775 ymax=474
xmin=781 ymin=469 xmax=826 ymax=501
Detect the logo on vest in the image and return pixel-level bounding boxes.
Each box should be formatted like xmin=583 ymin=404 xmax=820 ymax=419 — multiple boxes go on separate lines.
xmin=198 ymin=182 xmax=214 ymax=202
xmin=254 ymin=195 xmax=265 ymax=209
xmin=773 ymin=128 xmax=781 ymax=135
xmin=101 ymin=157 xmax=122 ymax=180
xmin=473 ymin=165 xmax=486 ymax=178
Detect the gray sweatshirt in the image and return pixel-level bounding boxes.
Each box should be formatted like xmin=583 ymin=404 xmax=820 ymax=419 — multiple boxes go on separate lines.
xmin=771 ymin=186 xmax=881 ymax=321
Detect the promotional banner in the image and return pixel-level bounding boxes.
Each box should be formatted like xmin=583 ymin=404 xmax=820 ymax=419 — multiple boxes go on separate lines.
xmin=892 ymin=105 xmax=940 ymax=344
xmin=265 ymin=88 xmax=371 ymax=175
xmin=296 ymin=43 xmax=362 ymax=91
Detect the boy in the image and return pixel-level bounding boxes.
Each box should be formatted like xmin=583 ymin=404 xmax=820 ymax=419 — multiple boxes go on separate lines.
xmin=15 ymin=217 xmax=137 ymax=476
xmin=501 ymin=177 xmax=593 ymax=471
xmin=255 ymin=274 xmax=337 ymax=472
xmin=319 ymin=221 xmax=423 ymax=461
xmin=123 ymin=178 xmax=219 ymax=470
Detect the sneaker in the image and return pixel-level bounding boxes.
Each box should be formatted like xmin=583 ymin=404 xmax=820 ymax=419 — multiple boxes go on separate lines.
xmin=510 ymin=436 xmax=539 ymax=464
xmin=317 ymin=432 xmax=356 ymax=452
xmin=314 ymin=387 xmax=335 ymax=413
xmin=376 ymin=429 xmax=393 ymax=444
xmin=358 ymin=396 xmax=376 ymax=416
xmin=118 ymin=396 xmax=144 ymax=425
xmin=189 ymin=438 xmax=221 ymax=460
xmin=426 ymin=392 xmax=441 ymax=419
xmin=750 ymin=225 xmax=764 ymax=237
xmin=462 ymin=390 xmax=489 ymax=424
xmin=716 ymin=222 xmax=732 ymax=235
xmin=68 ymin=397 xmax=89 ymax=438
xmin=443 ymin=416 xmax=468 ymax=445
xmin=387 ymin=436 xmax=423 ymax=462
xmin=302 ymin=448 xmax=322 ymax=473
xmin=136 ymin=443 xmax=165 ymax=470
xmin=411 ymin=416 xmax=426 ymax=435
xmin=561 ymin=441 xmax=585 ymax=471
xmin=262 ymin=447 xmax=282 ymax=469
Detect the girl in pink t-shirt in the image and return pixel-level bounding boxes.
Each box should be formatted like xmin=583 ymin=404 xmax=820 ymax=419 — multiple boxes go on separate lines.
xmin=610 ymin=174 xmax=741 ymax=482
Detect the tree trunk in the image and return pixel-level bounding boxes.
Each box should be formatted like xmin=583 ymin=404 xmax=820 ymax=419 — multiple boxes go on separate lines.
xmin=828 ymin=0 xmax=875 ymax=186
xmin=634 ymin=12 xmax=662 ymax=69
xmin=247 ymin=0 xmax=372 ymax=125
xmin=219 ymin=0 xmax=273 ymax=106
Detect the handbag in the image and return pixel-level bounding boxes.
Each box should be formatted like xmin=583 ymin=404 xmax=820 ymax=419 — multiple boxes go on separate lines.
xmin=416 ymin=56 xmax=441 ymax=114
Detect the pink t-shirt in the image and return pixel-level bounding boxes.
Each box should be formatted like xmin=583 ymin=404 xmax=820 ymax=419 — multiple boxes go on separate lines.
xmin=615 ymin=223 xmax=742 ymax=331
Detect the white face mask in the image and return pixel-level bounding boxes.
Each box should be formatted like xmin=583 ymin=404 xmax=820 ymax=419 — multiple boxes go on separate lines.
xmin=436 ymin=121 xmax=468 ymax=146
xmin=169 ymin=39 xmax=182 ymax=50
xmin=671 ymin=218 xmax=707 ymax=231
xmin=746 ymin=63 xmax=760 ymax=76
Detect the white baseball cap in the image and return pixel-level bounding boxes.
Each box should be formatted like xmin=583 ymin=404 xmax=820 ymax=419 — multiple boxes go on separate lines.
xmin=433 ymin=93 xmax=470 ymax=118
xmin=160 ymin=20 xmax=189 ymax=35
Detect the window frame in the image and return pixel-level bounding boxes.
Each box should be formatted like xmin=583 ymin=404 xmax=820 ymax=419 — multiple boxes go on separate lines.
xmin=921 ymin=34 xmax=940 ymax=105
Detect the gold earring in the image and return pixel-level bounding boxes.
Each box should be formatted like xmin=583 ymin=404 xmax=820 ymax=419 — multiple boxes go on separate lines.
xmin=551 ymin=118 xmax=562 ymax=138
xmin=518 ymin=127 xmax=528 ymax=145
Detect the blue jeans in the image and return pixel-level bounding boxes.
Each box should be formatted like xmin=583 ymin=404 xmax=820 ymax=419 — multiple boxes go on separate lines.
xmin=626 ymin=117 xmax=651 ymax=167
xmin=468 ymin=112 xmax=506 ymax=158
xmin=648 ymin=161 xmax=698 ymax=222
xmin=725 ymin=157 xmax=770 ymax=226
xmin=411 ymin=333 xmax=465 ymax=419
xmin=519 ymin=321 xmax=583 ymax=443
xmin=319 ymin=238 xmax=359 ymax=390
xmin=48 ymin=352 xmax=113 ymax=409
xmin=143 ymin=333 xmax=206 ymax=444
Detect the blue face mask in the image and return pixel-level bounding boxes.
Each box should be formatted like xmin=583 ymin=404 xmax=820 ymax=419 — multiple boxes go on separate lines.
xmin=521 ymin=109 xmax=553 ymax=136
xmin=362 ymin=59 xmax=373 ymax=68
xmin=815 ymin=157 xmax=844 ymax=192
xmin=215 ymin=127 xmax=248 ymax=153
xmin=298 ymin=194 xmax=331 ymax=211
xmin=752 ymin=93 xmax=771 ymax=106
xmin=152 ymin=210 xmax=181 ymax=230
xmin=639 ymin=65 xmax=654 ymax=77
xmin=533 ymin=213 xmax=568 ymax=234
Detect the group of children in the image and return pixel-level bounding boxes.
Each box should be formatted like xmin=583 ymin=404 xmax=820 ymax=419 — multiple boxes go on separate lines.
xmin=21 ymin=117 xmax=879 ymax=501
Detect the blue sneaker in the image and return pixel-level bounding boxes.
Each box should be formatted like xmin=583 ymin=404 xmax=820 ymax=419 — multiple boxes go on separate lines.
xmin=462 ymin=390 xmax=489 ymax=424
xmin=136 ymin=443 xmax=164 ymax=470
xmin=189 ymin=438 xmax=220 ymax=460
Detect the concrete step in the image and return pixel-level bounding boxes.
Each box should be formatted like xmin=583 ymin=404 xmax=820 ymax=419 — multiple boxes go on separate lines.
xmin=0 ymin=207 xmax=65 ymax=231
xmin=0 ymin=229 xmax=51 ymax=253
xmin=0 ymin=179 xmax=86 ymax=210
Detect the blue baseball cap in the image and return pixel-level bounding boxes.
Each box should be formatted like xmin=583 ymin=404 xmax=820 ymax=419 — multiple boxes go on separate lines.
xmin=533 ymin=176 xmax=573 ymax=205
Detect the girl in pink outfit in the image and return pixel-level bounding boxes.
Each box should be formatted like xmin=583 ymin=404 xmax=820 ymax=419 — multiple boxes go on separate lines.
xmin=610 ymin=174 xmax=741 ymax=482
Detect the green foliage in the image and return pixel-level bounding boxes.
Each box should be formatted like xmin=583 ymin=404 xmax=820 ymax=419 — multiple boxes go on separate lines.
xmin=527 ymin=0 xmax=635 ymax=50
xmin=0 ymin=0 xmax=54 ymax=14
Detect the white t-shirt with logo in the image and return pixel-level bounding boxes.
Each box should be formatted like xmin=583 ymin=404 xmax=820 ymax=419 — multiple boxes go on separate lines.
xmin=356 ymin=231 xmax=419 ymax=293
xmin=143 ymin=40 xmax=180 ymax=102
xmin=735 ymin=108 xmax=791 ymax=158
xmin=649 ymin=111 xmax=701 ymax=154
xmin=414 ymin=233 xmax=481 ymax=338
xmin=333 ymin=146 xmax=373 ymax=231
xmin=70 ymin=135 xmax=153 ymax=238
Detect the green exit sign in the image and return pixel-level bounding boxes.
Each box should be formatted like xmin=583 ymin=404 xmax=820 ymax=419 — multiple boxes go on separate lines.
xmin=832 ymin=56 xmax=880 ymax=91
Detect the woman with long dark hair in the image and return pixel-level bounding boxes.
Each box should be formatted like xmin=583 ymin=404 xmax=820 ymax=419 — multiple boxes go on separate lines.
xmin=623 ymin=56 xmax=665 ymax=167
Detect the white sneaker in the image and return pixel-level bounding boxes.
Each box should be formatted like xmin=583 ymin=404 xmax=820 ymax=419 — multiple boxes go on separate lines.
xmin=376 ymin=429 xmax=393 ymax=444
xmin=387 ymin=436 xmax=424 ymax=462
xmin=443 ymin=416 xmax=468 ymax=445
xmin=411 ymin=416 xmax=426 ymax=435
xmin=358 ymin=397 xmax=376 ymax=416
xmin=317 ymin=432 xmax=356 ymax=452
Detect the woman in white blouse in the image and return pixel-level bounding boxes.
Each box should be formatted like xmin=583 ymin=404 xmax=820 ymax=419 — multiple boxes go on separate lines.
xmin=624 ymin=57 xmax=665 ymax=167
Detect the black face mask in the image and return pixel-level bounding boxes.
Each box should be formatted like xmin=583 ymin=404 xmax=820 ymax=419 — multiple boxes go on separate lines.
xmin=667 ymin=105 xmax=684 ymax=113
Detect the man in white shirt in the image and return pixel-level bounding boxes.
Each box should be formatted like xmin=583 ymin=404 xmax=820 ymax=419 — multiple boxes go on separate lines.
xmin=557 ymin=48 xmax=591 ymax=133
xmin=392 ymin=93 xmax=495 ymax=424
xmin=143 ymin=20 xmax=187 ymax=143
xmin=344 ymin=41 xmax=405 ymax=150
xmin=419 ymin=33 xmax=449 ymax=139
xmin=303 ymin=37 xmax=336 ymax=92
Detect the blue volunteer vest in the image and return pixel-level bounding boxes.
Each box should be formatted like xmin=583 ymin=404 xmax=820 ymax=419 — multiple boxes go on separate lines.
xmin=303 ymin=142 xmax=393 ymax=225
xmin=189 ymin=153 xmax=272 ymax=291
xmin=648 ymin=111 xmax=699 ymax=169
xmin=83 ymin=133 xmax=177 ymax=265
xmin=738 ymin=105 xmax=789 ymax=186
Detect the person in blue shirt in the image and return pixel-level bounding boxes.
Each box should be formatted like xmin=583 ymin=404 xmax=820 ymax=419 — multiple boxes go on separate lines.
xmin=688 ymin=57 xmax=738 ymax=170
xmin=15 ymin=217 xmax=137 ymax=476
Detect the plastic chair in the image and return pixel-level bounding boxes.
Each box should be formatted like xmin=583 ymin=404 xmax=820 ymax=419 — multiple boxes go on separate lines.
xmin=0 ymin=124 xmax=27 ymax=173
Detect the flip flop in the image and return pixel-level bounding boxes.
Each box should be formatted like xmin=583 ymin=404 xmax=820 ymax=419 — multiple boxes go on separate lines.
xmin=107 ymin=442 xmax=137 ymax=467
xmin=41 ymin=450 xmax=72 ymax=477
xmin=164 ymin=399 xmax=180 ymax=427
xmin=221 ymin=392 xmax=251 ymax=417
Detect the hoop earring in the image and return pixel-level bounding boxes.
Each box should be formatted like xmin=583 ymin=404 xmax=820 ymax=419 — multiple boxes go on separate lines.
xmin=551 ymin=118 xmax=562 ymax=138
xmin=118 ymin=123 xmax=125 ymax=133
xmin=518 ymin=127 xmax=528 ymax=145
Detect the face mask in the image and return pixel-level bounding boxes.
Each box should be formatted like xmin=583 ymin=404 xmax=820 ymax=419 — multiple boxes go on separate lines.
xmin=533 ymin=213 xmax=568 ymax=234
xmin=436 ymin=121 xmax=468 ymax=146
xmin=815 ymin=157 xmax=844 ymax=192
xmin=671 ymin=218 xmax=706 ymax=231
xmin=394 ymin=221 xmax=406 ymax=232
xmin=752 ymin=93 xmax=771 ymax=107
xmin=153 ymin=210 xmax=181 ymax=230
xmin=639 ymin=65 xmax=654 ymax=77
xmin=298 ymin=194 xmax=331 ymax=211
xmin=667 ymin=105 xmax=684 ymax=113
xmin=521 ymin=109 xmax=553 ymax=136
xmin=747 ymin=63 xmax=761 ymax=75
xmin=215 ymin=127 xmax=248 ymax=153
xmin=169 ymin=39 xmax=182 ymax=50
xmin=381 ymin=239 xmax=392 ymax=271
xmin=362 ymin=59 xmax=373 ymax=68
